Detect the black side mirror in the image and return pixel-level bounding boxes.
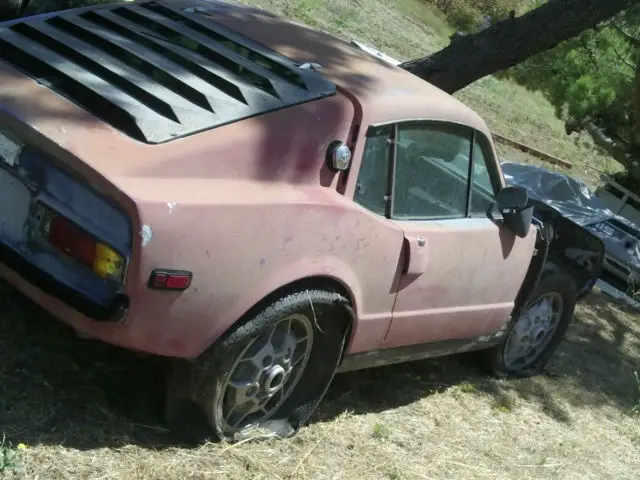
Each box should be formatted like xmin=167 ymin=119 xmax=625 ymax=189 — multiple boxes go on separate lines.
xmin=496 ymin=186 xmax=534 ymax=238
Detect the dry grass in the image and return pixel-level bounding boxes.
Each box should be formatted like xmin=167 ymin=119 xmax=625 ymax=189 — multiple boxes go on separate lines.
xmin=1 ymin=280 xmax=639 ymax=479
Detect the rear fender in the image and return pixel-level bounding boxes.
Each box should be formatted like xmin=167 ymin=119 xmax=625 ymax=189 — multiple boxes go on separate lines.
xmin=193 ymin=257 xmax=364 ymax=358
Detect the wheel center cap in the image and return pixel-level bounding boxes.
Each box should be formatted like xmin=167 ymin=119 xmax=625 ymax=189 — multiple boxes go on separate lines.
xmin=263 ymin=365 xmax=286 ymax=394
xmin=533 ymin=327 xmax=546 ymax=342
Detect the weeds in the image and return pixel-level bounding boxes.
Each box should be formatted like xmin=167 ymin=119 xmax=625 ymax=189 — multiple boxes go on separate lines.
xmin=372 ymin=422 xmax=391 ymax=439
xmin=0 ymin=438 xmax=23 ymax=474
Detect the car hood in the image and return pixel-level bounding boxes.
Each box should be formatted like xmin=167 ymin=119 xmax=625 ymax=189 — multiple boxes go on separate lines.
xmin=502 ymin=161 xmax=640 ymax=271
xmin=501 ymin=161 xmax=615 ymax=226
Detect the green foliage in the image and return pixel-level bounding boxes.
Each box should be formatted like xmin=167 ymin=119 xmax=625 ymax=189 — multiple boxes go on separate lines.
xmin=427 ymin=0 xmax=526 ymax=31
xmin=372 ymin=422 xmax=391 ymax=439
xmin=0 ymin=441 xmax=22 ymax=474
xmin=502 ymin=5 xmax=640 ymax=176
xmin=439 ymin=0 xmax=483 ymax=31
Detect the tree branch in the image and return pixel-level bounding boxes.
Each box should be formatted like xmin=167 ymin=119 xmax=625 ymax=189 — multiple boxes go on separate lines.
xmin=634 ymin=63 xmax=640 ymax=144
xmin=401 ymin=0 xmax=637 ymax=93
xmin=585 ymin=122 xmax=629 ymax=157
xmin=577 ymin=120 xmax=640 ymax=179
xmin=613 ymin=46 xmax=637 ymax=70
xmin=613 ymin=21 xmax=640 ymax=47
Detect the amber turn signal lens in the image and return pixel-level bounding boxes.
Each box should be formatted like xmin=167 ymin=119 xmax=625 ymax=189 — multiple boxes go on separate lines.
xmin=93 ymin=243 xmax=125 ymax=280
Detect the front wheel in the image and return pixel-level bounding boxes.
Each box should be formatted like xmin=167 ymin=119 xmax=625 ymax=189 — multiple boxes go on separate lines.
xmin=485 ymin=272 xmax=578 ymax=377
xmin=166 ymin=287 xmax=352 ymax=442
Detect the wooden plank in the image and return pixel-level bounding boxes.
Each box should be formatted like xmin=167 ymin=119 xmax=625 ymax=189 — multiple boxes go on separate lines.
xmin=491 ymin=132 xmax=574 ymax=169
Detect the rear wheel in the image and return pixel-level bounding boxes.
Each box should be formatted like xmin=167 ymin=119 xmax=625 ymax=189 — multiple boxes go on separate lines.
xmin=486 ymin=272 xmax=577 ymax=377
xmin=166 ymin=287 xmax=352 ymax=442
xmin=215 ymin=312 xmax=314 ymax=434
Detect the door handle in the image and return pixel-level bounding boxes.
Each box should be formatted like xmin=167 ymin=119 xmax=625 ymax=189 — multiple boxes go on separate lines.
xmin=403 ymin=234 xmax=428 ymax=276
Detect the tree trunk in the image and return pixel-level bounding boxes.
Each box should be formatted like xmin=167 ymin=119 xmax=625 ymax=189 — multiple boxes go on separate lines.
xmin=401 ymin=0 xmax=637 ymax=94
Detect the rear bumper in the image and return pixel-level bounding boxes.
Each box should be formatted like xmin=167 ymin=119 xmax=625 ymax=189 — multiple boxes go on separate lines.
xmin=0 ymin=251 xmax=207 ymax=359
xmin=0 ymin=112 xmax=204 ymax=359
xmin=1 ymin=243 xmax=128 ymax=322
xmin=0 ymin=261 xmax=133 ymax=347
xmin=0 ymin=165 xmax=209 ymax=359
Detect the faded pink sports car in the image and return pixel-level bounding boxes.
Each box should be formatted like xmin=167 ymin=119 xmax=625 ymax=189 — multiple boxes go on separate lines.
xmin=0 ymin=0 xmax=604 ymax=441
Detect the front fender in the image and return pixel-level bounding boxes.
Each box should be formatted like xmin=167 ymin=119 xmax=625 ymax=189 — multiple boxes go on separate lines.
xmin=532 ymin=200 xmax=605 ymax=300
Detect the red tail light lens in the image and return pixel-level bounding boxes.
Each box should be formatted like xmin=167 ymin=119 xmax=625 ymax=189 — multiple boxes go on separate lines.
xmin=148 ymin=270 xmax=192 ymax=291
xmin=48 ymin=215 xmax=97 ymax=268
xmin=166 ymin=274 xmax=191 ymax=290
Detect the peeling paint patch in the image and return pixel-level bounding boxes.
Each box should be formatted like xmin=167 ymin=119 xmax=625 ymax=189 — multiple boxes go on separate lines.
xmin=140 ymin=224 xmax=153 ymax=247
xmin=167 ymin=201 xmax=177 ymax=214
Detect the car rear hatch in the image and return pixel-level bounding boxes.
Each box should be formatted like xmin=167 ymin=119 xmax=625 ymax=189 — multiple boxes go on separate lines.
xmin=0 ymin=0 xmax=337 ymax=321
xmin=0 ymin=0 xmax=335 ymax=144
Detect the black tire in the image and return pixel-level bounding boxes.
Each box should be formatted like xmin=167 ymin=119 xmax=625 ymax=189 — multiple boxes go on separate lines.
xmin=166 ymin=287 xmax=352 ymax=442
xmin=484 ymin=272 xmax=578 ymax=378
xmin=0 ymin=0 xmax=30 ymax=20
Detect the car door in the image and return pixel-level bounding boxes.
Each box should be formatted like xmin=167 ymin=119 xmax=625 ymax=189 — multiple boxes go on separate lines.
xmin=382 ymin=120 xmax=536 ymax=349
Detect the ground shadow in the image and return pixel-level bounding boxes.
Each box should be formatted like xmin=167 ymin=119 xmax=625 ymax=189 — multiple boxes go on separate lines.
xmin=320 ymin=291 xmax=640 ymax=425
xmin=0 ymin=279 xmax=638 ymax=451
xmin=0 ymin=281 xmax=174 ymax=449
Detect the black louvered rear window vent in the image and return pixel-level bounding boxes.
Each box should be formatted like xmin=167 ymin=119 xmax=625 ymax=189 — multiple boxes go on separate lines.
xmin=0 ymin=1 xmax=336 ymax=143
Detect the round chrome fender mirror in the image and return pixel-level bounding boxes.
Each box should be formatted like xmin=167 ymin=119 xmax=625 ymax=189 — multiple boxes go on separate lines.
xmin=327 ymin=141 xmax=352 ymax=171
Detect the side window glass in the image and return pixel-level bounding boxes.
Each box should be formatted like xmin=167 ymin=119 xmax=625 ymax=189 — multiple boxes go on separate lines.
xmin=353 ymin=126 xmax=391 ymax=216
xmin=469 ymin=137 xmax=499 ymax=216
xmin=393 ymin=122 xmax=472 ymax=220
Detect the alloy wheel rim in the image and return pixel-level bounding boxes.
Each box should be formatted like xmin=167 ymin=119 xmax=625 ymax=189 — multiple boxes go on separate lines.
xmin=217 ymin=313 xmax=314 ymax=434
xmin=503 ymin=292 xmax=564 ymax=371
